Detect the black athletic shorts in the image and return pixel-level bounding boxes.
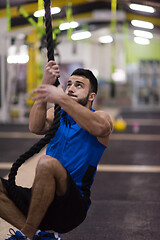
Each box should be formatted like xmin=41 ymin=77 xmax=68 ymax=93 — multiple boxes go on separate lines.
xmin=1 ymin=171 xmax=91 ymax=233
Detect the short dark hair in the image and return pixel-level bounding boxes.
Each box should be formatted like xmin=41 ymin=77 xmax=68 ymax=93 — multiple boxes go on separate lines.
xmin=71 ymin=68 xmax=98 ymax=94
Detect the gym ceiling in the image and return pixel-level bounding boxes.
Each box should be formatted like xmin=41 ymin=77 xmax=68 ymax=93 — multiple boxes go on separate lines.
xmin=0 ymin=0 xmax=160 ymax=33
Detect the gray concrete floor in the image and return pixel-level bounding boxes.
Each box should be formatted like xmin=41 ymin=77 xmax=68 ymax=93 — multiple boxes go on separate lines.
xmin=0 ymin=109 xmax=160 ymax=240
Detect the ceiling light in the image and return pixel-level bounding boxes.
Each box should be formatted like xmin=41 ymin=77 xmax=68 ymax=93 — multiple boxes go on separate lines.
xmin=98 ymin=35 xmax=113 ymax=44
xmin=71 ymin=31 xmax=91 ymax=41
xmin=7 ymin=44 xmax=29 ymax=64
xmin=112 ymin=69 xmax=126 ymax=83
xmin=134 ymin=37 xmax=150 ymax=45
xmin=8 ymin=45 xmax=17 ymax=56
xmin=131 ymin=20 xmax=154 ymax=29
xmin=59 ymin=21 xmax=79 ymax=31
xmin=129 ymin=4 xmax=155 ymax=13
xmin=34 ymin=7 xmax=61 ymax=17
xmin=134 ymin=30 xmax=153 ymax=39
xmin=70 ymin=21 xmax=79 ymax=29
xmin=7 ymin=55 xmax=18 ymax=64
xmin=7 ymin=55 xmax=29 ymax=64
xmin=51 ymin=7 xmax=61 ymax=15
xmin=17 ymin=55 xmax=29 ymax=64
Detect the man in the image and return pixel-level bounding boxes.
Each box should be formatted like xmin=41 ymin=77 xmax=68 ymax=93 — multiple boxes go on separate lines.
xmin=0 ymin=61 xmax=113 ymax=240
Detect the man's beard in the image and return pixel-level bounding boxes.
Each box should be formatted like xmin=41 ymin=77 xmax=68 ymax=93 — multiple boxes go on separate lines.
xmin=77 ymin=93 xmax=90 ymax=106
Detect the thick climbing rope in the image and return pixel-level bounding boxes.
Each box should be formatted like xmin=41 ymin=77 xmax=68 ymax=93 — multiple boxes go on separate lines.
xmin=44 ymin=0 xmax=59 ymax=86
xmin=7 ymin=0 xmax=61 ymax=216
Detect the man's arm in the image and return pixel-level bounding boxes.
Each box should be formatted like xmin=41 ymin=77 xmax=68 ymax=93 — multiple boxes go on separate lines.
xmin=33 ymin=84 xmax=113 ymax=142
xmin=61 ymin=97 xmax=112 ymax=146
xmin=58 ymin=93 xmax=113 ymax=138
xmin=29 ymin=102 xmax=54 ymax=135
xmin=29 ymin=61 xmax=60 ymax=135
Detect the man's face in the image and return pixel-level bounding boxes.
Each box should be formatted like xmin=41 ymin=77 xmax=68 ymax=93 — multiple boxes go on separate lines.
xmin=65 ymin=75 xmax=91 ymax=106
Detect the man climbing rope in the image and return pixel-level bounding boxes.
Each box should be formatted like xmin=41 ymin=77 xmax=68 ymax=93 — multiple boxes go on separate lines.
xmin=0 ymin=60 xmax=113 ymax=240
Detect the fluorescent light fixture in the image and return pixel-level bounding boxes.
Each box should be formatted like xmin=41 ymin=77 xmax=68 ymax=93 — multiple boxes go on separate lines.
xmin=134 ymin=37 xmax=150 ymax=45
xmin=59 ymin=21 xmax=79 ymax=31
xmin=7 ymin=55 xmax=18 ymax=64
xmin=131 ymin=20 xmax=154 ymax=29
xmin=70 ymin=21 xmax=79 ymax=29
xmin=51 ymin=7 xmax=61 ymax=15
xmin=112 ymin=69 xmax=126 ymax=83
xmin=8 ymin=45 xmax=17 ymax=56
xmin=134 ymin=30 xmax=153 ymax=39
xmin=7 ymin=55 xmax=29 ymax=64
xmin=60 ymin=22 xmax=70 ymax=31
xmin=71 ymin=30 xmax=91 ymax=41
xmin=34 ymin=7 xmax=61 ymax=17
xmin=18 ymin=55 xmax=29 ymax=64
xmin=129 ymin=3 xmax=155 ymax=13
xmin=98 ymin=35 xmax=113 ymax=44
xmin=34 ymin=9 xmax=45 ymax=17
xmin=18 ymin=45 xmax=29 ymax=64
xmin=7 ymin=44 xmax=29 ymax=64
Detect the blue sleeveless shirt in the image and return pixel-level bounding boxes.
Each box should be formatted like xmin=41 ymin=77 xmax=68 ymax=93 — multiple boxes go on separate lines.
xmin=46 ymin=108 xmax=106 ymax=199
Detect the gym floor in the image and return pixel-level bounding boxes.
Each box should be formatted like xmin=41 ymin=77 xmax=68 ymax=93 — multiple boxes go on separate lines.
xmin=0 ymin=109 xmax=160 ymax=240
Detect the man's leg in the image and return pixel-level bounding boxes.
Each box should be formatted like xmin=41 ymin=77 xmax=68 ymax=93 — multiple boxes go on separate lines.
xmin=0 ymin=179 xmax=26 ymax=229
xmin=21 ymin=155 xmax=68 ymax=239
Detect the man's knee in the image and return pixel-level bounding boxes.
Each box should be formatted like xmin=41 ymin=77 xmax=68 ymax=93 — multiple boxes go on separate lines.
xmin=36 ymin=155 xmax=66 ymax=176
xmin=0 ymin=179 xmax=7 ymax=194
xmin=36 ymin=155 xmax=68 ymax=195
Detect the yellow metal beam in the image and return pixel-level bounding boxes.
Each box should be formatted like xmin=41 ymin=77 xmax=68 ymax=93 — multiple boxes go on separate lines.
xmin=0 ymin=3 xmax=39 ymax=18
xmin=1 ymin=0 xmax=160 ymax=30
xmin=11 ymin=12 xmax=93 ymax=31
xmin=0 ymin=0 xmax=102 ymax=18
